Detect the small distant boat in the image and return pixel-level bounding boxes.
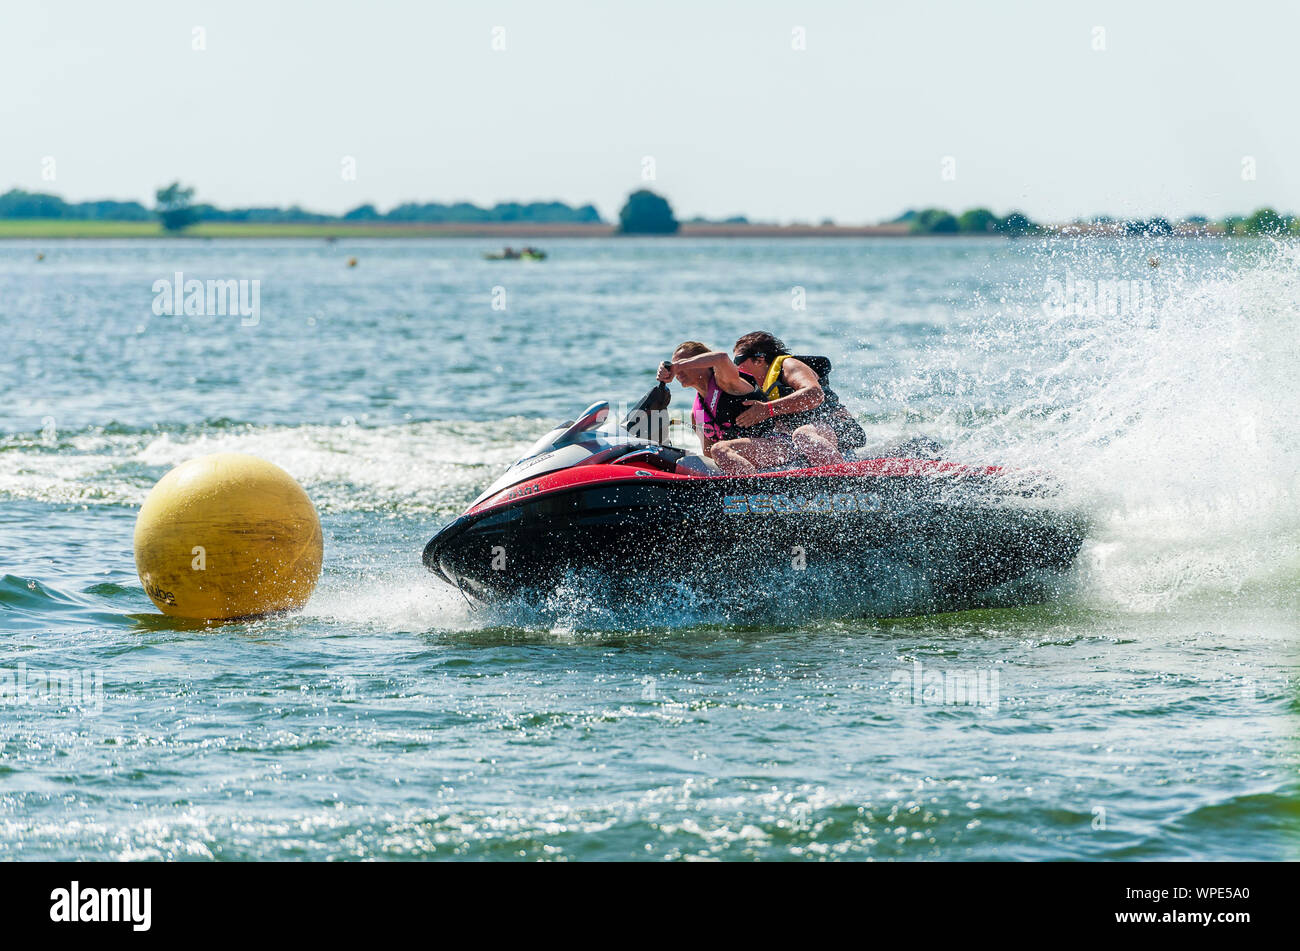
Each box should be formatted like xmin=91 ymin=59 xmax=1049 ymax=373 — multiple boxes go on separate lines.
xmin=484 ymin=246 xmax=547 ymax=261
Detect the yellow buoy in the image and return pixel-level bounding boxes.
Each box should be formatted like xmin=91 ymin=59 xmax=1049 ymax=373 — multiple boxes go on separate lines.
xmin=134 ymin=453 xmax=323 ymax=620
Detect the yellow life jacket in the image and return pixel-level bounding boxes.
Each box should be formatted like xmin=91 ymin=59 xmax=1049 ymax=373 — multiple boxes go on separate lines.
xmin=756 ymin=353 xmax=868 ymax=449
xmin=760 ymin=355 xmax=790 ymax=400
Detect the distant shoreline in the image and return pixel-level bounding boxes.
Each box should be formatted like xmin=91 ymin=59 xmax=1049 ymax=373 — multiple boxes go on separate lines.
xmin=0 ymin=219 xmax=1239 ymax=240
xmin=0 ymin=220 xmax=911 ymax=239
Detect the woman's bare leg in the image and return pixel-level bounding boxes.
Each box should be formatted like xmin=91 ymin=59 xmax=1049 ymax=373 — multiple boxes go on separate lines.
xmin=711 ymin=437 xmax=798 ymax=474
xmin=792 ymin=423 xmax=843 ymax=466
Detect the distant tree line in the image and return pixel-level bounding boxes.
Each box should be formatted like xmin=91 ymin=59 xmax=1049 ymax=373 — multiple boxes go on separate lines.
xmin=1220 ymin=208 xmax=1295 ymax=235
xmin=686 ymin=214 xmax=751 ymax=225
xmin=3 ymin=185 xmax=1295 ymax=237
xmin=893 ymin=208 xmax=1042 ymax=235
xmin=1076 ymin=209 xmax=1296 ymax=235
xmin=0 ymin=186 xmax=604 ymax=229
xmin=344 ymin=200 xmax=603 ymax=224
xmin=895 ymin=206 xmax=1300 ymax=236
xmin=0 ymin=189 xmax=153 ymax=220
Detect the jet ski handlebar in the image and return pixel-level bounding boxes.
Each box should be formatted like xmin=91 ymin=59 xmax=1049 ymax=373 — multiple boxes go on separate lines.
xmin=621 ymin=379 xmax=672 ymax=442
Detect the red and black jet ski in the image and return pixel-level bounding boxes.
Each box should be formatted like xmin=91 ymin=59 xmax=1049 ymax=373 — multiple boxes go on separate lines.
xmin=422 ymin=384 xmax=1086 ymax=614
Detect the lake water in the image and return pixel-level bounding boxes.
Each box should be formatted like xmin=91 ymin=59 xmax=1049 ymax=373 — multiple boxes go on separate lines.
xmin=2 ymin=236 xmax=1297 ymax=859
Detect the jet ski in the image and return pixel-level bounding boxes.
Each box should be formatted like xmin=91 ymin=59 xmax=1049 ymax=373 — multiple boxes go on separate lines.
xmin=422 ymin=383 xmax=1087 ymax=615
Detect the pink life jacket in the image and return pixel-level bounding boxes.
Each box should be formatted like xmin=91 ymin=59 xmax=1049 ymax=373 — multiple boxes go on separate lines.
xmin=691 ymin=371 xmax=771 ymax=441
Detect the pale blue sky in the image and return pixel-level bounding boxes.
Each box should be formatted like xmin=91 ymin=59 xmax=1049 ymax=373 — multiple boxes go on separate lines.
xmin=2 ymin=0 xmax=1294 ymax=222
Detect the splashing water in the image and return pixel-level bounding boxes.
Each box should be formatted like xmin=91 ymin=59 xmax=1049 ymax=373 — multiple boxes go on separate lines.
xmin=882 ymin=238 xmax=1300 ymax=615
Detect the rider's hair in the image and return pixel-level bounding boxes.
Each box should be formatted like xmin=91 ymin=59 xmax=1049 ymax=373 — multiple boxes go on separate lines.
xmin=673 ymin=341 xmax=712 ymax=359
xmin=733 ymin=331 xmax=790 ymax=363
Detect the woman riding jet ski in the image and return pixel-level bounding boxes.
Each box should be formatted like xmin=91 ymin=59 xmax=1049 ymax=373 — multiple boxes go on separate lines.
xmin=421 ymin=343 xmax=1087 ymax=613
xmin=734 ymin=330 xmax=868 ymax=462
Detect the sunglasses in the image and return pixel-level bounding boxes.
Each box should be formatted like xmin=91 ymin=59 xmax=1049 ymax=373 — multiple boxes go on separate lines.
xmin=733 ymin=351 xmax=762 ymax=365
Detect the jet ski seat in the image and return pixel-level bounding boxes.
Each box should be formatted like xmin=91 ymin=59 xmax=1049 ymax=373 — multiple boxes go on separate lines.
xmin=609 ymin=445 xmax=721 ymax=475
xmin=675 ymin=453 xmax=721 ymax=475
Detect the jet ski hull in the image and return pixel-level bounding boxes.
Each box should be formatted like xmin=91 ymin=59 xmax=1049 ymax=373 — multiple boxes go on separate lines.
xmin=423 ymin=459 xmax=1086 ymax=613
